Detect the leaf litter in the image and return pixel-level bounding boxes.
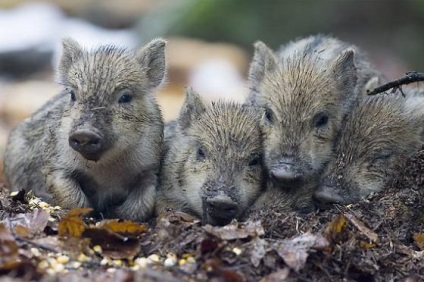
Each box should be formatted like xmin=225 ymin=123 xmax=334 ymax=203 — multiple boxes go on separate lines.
xmin=0 ymin=148 xmax=423 ymax=281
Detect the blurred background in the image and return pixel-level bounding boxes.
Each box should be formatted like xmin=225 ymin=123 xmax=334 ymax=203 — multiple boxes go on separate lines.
xmin=1 ymin=0 xmax=424 ymax=180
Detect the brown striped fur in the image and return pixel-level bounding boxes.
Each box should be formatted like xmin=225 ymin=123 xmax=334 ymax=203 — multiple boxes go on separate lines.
xmin=315 ymin=88 xmax=424 ymax=206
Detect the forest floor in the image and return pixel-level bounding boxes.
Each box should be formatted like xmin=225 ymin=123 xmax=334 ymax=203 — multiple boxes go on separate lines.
xmin=1 ymin=149 xmax=424 ymax=282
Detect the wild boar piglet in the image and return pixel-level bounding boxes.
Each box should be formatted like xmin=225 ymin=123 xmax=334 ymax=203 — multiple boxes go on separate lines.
xmin=4 ymin=38 xmax=167 ymax=221
xmin=247 ymin=35 xmax=382 ymax=192
xmin=314 ymin=91 xmax=424 ymax=206
xmin=156 ymin=88 xmax=266 ymax=226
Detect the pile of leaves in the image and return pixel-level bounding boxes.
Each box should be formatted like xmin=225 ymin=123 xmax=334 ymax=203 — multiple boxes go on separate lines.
xmin=1 ymin=149 xmax=424 ymax=281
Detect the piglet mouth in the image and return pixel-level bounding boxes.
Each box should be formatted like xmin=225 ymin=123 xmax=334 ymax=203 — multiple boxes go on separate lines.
xmin=269 ymin=157 xmax=305 ymax=184
xmin=202 ymin=195 xmax=239 ymax=226
xmin=269 ymin=166 xmax=303 ymax=188
xmin=203 ymin=215 xmax=234 ymax=226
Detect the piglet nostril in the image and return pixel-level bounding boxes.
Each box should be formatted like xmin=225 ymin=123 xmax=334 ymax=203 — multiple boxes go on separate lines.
xmin=89 ymin=139 xmax=100 ymax=146
xmin=69 ymin=130 xmax=104 ymax=161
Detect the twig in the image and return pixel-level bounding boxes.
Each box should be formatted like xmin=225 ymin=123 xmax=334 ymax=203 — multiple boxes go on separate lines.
xmin=15 ymin=236 xmax=60 ymax=253
xmin=315 ymin=262 xmax=334 ymax=282
xmin=367 ymin=71 xmax=424 ymax=96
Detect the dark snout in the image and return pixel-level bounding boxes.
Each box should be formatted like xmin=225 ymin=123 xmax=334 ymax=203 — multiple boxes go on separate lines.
xmin=204 ymin=195 xmax=239 ymax=226
xmin=69 ymin=129 xmax=104 ymax=161
xmin=270 ymin=158 xmax=301 ymax=184
xmin=313 ymin=184 xmax=345 ymax=209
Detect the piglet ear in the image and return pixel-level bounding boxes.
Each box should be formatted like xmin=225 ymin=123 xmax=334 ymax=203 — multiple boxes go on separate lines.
xmin=59 ymin=38 xmax=83 ymax=77
xmin=248 ymin=41 xmax=278 ymax=94
xmin=136 ymin=38 xmax=167 ymax=89
xmin=332 ymin=49 xmax=357 ymax=95
xmin=178 ymin=87 xmax=206 ymax=130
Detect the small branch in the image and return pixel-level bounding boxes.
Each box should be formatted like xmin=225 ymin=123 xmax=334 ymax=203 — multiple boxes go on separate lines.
xmin=367 ymin=71 xmax=424 ymax=96
xmin=15 ymin=236 xmax=60 ymax=253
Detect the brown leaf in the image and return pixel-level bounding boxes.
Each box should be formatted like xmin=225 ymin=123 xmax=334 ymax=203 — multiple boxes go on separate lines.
xmin=413 ymin=233 xmax=424 ymax=250
xmin=82 ymin=227 xmax=140 ymax=259
xmin=221 ymin=269 xmax=246 ymax=282
xmin=2 ymin=209 xmax=50 ymax=238
xmin=203 ymin=259 xmax=246 ymax=282
xmin=324 ymin=214 xmax=348 ymax=244
xmin=203 ymin=220 xmax=264 ymax=240
xmin=0 ymin=260 xmax=42 ymax=280
xmin=358 ymin=241 xmax=376 ymax=250
xmin=14 ymin=225 xmax=31 ymax=237
xmin=275 ymin=232 xmax=329 ymax=272
xmin=200 ymin=238 xmax=219 ymax=254
xmin=259 ymin=268 xmax=290 ymax=282
xmin=344 ymin=212 xmax=378 ymax=243
xmin=326 ymin=214 xmax=347 ymax=234
xmin=168 ymin=211 xmax=200 ymax=223
xmin=99 ymin=219 xmax=148 ymax=236
xmin=58 ymin=208 xmax=92 ymax=238
xmin=0 ymin=223 xmax=19 ymax=265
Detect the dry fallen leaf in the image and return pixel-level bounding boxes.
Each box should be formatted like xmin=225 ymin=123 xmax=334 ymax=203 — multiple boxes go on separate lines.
xmin=203 ymin=220 xmax=264 ymax=240
xmin=344 ymin=212 xmax=378 ymax=243
xmin=203 ymin=258 xmax=246 ymax=282
xmin=413 ymin=233 xmax=424 ymax=250
xmin=99 ymin=219 xmax=148 ymax=236
xmin=0 ymin=260 xmax=41 ymax=280
xmin=324 ymin=214 xmax=348 ymax=244
xmin=168 ymin=211 xmax=200 ymax=223
xmin=358 ymin=241 xmax=376 ymax=250
xmin=326 ymin=214 xmax=347 ymax=234
xmin=58 ymin=208 xmax=92 ymax=238
xmin=200 ymin=238 xmax=219 ymax=254
xmin=0 ymin=223 xmax=19 ymax=265
xmin=82 ymin=227 xmax=140 ymax=259
xmin=250 ymin=238 xmax=268 ymax=267
xmin=74 ymin=219 xmax=147 ymax=259
xmin=2 ymin=209 xmax=50 ymax=238
xmin=14 ymin=225 xmax=31 ymax=237
xmin=275 ymin=232 xmax=329 ymax=272
xmin=259 ymin=268 xmax=290 ymax=282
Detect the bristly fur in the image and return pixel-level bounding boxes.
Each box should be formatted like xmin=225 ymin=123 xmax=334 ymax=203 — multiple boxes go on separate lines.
xmin=3 ymin=38 xmax=167 ymax=222
xmin=156 ymin=89 xmax=267 ymax=225
xmin=246 ymin=35 xmax=383 ymax=208
xmin=315 ymin=88 xmax=424 ymax=206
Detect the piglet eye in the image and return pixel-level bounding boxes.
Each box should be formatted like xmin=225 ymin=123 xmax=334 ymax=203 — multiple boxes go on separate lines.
xmin=69 ymin=89 xmax=76 ymax=102
xmin=248 ymin=155 xmax=261 ymax=167
xmin=264 ymin=108 xmax=274 ymax=123
xmin=373 ymin=151 xmax=393 ymax=162
xmin=313 ymin=112 xmax=329 ymax=128
xmin=196 ymin=147 xmax=206 ymax=161
xmin=118 ymin=90 xmax=133 ymax=104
